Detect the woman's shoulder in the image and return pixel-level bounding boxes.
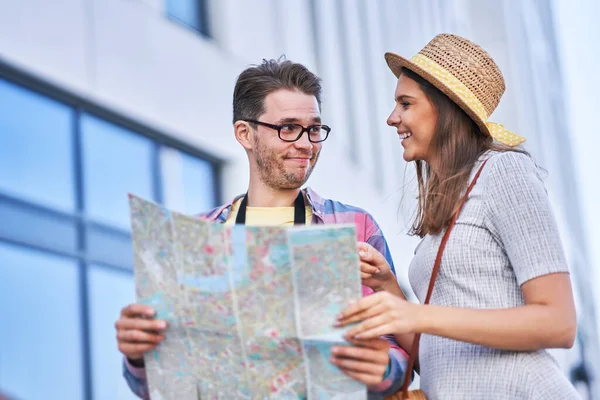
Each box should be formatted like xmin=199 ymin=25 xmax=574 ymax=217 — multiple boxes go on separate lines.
xmin=477 ymin=150 xmax=549 ymax=211
xmin=483 ymin=149 xmax=534 ymax=167
xmin=480 ymin=150 xmax=541 ymax=184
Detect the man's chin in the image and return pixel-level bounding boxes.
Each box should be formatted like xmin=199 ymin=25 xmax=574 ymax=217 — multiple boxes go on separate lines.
xmin=279 ymin=174 xmax=310 ymax=190
xmin=280 ymin=178 xmax=308 ymax=190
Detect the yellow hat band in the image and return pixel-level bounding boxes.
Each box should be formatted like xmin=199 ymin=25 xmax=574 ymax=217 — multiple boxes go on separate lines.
xmin=410 ymin=53 xmax=526 ymax=147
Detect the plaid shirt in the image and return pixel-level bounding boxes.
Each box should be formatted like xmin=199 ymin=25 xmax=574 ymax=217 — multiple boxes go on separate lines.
xmin=124 ymin=187 xmax=408 ymax=398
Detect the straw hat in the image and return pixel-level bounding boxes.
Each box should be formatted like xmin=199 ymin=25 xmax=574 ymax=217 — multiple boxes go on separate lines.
xmin=385 ymin=34 xmax=525 ymax=147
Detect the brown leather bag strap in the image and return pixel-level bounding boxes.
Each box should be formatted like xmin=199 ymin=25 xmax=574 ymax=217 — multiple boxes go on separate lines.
xmin=400 ymin=159 xmax=488 ymax=398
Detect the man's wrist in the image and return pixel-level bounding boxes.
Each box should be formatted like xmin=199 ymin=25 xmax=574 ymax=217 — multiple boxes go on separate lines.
xmin=373 ymin=274 xmax=393 ymax=292
xmin=382 ymin=358 xmax=392 ymax=379
xmin=127 ymin=357 xmax=145 ymax=368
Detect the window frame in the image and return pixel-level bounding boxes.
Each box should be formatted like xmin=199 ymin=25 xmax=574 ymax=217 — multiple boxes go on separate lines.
xmin=165 ymin=0 xmax=211 ymax=38
xmin=0 ymin=59 xmax=222 ymax=399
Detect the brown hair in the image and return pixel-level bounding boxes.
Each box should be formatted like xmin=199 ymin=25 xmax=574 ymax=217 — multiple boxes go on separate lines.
xmin=402 ymin=68 xmax=523 ymax=237
xmin=232 ymin=57 xmax=322 ymax=124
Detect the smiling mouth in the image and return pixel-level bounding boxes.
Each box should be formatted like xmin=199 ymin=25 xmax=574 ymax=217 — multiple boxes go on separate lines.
xmin=398 ymin=132 xmax=412 ymax=140
xmin=286 ymin=157 xmax=311 ymax=165
xmin=286 ymin=154 xmax=312 ymax=160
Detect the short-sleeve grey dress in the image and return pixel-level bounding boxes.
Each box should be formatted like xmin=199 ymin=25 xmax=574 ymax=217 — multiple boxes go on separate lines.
xmin=409 ymin=151 xmax=580 ymax=399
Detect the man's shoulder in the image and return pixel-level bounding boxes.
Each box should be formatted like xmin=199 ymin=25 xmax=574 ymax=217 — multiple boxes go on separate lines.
xmin=196 ymin=206 xmax=220 ymax=220
xmin=308 ymin=188 xmax=381 ymax=228
xmin=195 ymin=194 xmax=244 ymax=222
xmin=323 ymin=197 xmax=373 ymax=217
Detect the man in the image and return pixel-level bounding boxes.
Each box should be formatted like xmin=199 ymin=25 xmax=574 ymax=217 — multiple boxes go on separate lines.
xmin=116 ymin=58 xmax=407 ymax=398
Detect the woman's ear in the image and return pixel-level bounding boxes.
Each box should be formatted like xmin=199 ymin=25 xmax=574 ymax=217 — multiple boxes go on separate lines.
xmin=234 ymin=120 xmax=253 ymax=151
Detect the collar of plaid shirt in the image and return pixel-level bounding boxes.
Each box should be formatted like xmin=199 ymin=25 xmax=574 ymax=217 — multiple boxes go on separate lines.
xmin=198 ymin=187 xmax=326 ymax=224
xmin=197 ymin=187 xmax=396 ymax=276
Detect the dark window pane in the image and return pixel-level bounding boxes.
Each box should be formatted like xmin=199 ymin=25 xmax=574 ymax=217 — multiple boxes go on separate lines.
xmin=81 ymin=115 xmax=153 ymax=230
xmin=161 ymin=147 xmax=217 ymax=215
xmin=0 ymin=79 xmax=75 ymax=211
xmin=165 ymin=0 xmax=209 ymax=36
xmin=88 ymin=265 xmax=138 ymax=400
xmin=0 ymin=242 xmax=82 ymax=400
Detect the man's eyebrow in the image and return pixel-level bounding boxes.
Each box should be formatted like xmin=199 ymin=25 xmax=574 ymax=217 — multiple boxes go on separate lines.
xmin=277 ymin=116 xmax=322 ymax=124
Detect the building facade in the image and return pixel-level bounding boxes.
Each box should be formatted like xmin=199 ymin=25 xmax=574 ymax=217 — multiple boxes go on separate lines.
xmin=0 ymin=0 xmax=596 ymax=399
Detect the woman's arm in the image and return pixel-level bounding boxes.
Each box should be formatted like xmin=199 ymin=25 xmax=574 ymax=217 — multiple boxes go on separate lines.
xmin=338 ymin=272 xmax=576 ymax=351
xmin=357 ymin=242 xmax=417 ymax=357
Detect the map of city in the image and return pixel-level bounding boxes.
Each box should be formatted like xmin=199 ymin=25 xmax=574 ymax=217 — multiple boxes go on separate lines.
xmin=129 ymin=195 xmax=366 ymax=399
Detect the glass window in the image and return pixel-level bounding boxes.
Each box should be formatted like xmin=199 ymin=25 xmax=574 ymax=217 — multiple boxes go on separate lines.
xmin=0 ymin=76 xmax=220 ymax=399
xmin=0 ymin=242 xmax=83 ymax=400
xmin=165 ymin=0 xmax=210 ymax=36
xmin=87 ymin=226 xmax=134 ymax=269
xmin=0 ymin=200 xmax=78 ymax=255
xmin=88 ymin=265 xmax=138 ymax=400
xmin=0 ymin=79 xmax=75 ymax=211
xmin=81 ymin=115 xmax=154 ymax=230
xmin=161 ymin=147 xmax=217 ymax=215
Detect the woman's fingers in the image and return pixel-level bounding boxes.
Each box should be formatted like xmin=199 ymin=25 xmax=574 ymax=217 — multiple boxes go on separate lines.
xmin=338 ymin=292 xmax=385 ymax=321
xmin=335 ymin=301 xmax=385 ymax=327
xmin=360 ymin=261 xmax=379 ymax=275
xmin=345 ymin=337 xmax=390 ymax=350
xmin=357 ymin=242 xmax=385 ymax=264
xmin=344 ymin=314 xmax=391 ymax=338
xmin=357 ymin=242 xmax=375 ymax=260
xmin=352 ymin=324 xmax=401 ymax=340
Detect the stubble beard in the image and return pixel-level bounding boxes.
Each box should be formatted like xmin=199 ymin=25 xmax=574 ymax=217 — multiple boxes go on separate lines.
xmin=254 ymin=138 xmax=319 ymax=190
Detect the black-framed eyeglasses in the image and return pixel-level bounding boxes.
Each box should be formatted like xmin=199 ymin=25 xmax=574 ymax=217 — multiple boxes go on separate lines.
xmin=242 ymin=119 xmax=330 ymax=143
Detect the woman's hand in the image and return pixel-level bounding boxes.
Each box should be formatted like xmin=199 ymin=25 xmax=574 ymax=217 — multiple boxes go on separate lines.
xmin=358 ymin=242 xmax=395 ymax=292
xmin=336 ymin=291 xmax=421 ymax=339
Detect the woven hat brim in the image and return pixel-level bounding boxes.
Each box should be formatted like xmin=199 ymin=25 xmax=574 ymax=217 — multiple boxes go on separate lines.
xmin=384 ymin=52 xmax=492 ymax=138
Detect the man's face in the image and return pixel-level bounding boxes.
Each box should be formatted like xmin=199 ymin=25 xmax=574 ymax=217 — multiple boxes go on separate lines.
xmin=251 ymin=89 xmax=323 ymax=190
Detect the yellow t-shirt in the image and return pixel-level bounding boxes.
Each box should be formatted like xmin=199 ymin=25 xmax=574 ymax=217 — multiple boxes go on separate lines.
xmin=225 ymin=198 xmax=313 ymax=226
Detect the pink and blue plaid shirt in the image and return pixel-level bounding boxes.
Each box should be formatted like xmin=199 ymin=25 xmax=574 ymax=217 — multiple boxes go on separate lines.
xmin=124 ymin=187 xmax=408 ymax=398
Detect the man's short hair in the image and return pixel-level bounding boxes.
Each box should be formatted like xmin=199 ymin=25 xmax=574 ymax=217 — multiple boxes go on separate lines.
xmin=232 ymin=57 xmax=322 ymax=124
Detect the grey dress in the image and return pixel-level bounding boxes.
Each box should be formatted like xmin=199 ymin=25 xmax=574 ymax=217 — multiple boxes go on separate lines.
xmin=409 ymin=151 xmax=580 ymax=399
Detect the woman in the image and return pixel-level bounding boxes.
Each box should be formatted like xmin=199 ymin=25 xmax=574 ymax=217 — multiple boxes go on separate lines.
xmin=333 ymin=34 xmax=580 ymax=399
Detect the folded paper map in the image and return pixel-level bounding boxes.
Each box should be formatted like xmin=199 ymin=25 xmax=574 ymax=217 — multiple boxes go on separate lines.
xmin=129 ymin=194 xmax=366 ymax=399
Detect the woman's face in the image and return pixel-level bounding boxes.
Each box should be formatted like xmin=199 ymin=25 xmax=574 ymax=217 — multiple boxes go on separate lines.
xmin=387 ymin=74 xmax=438 ymax=165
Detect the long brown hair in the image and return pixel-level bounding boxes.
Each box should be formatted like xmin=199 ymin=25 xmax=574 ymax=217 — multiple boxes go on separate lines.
xmin=402 ymin=68 xmax=521 ymax=237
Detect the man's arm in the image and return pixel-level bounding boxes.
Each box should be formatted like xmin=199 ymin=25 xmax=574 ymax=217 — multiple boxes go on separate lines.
xmin=123 ymin=357 xmax=150 ymax=400
xmin=364 ymin=222 xmax=397 ymax=277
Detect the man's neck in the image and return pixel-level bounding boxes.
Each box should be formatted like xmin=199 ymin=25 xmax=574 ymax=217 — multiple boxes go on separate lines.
xmin=246 ymin=181 xmax=302 ymax=207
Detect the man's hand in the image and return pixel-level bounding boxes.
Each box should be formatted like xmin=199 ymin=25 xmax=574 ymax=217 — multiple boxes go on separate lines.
xmin=329 ymin=338 xmax=390 ymax=386
xmin=358 ymin=242 xmax=394 ymax=292
xmin=115 ymin=304 xmax=168 ymax=365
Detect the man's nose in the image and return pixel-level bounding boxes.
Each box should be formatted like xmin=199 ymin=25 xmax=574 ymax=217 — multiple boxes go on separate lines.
xmin=293 ymin=131 xmax=312 ymax=149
